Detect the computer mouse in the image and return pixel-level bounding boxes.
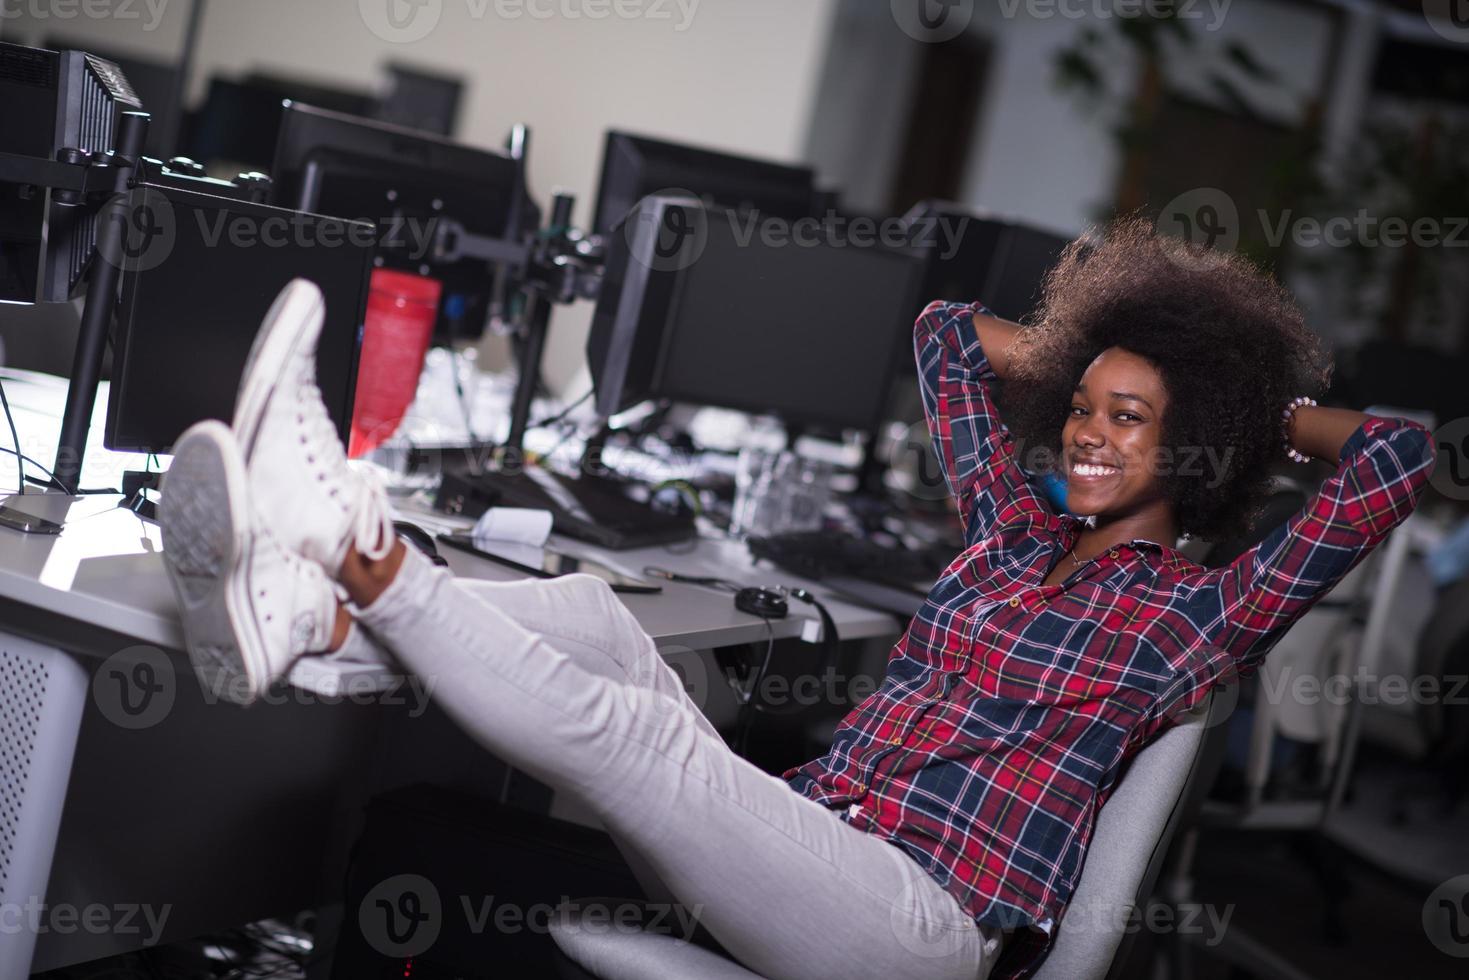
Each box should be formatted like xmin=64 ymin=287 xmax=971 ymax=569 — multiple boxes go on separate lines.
xmin=393 ymin=521 xmax=449 ymax=566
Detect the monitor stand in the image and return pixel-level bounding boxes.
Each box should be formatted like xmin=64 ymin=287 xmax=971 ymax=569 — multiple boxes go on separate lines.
xmin=118 ymin=470 xmax=160 ymax=522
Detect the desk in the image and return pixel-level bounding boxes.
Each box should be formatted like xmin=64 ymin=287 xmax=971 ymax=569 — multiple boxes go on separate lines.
xmin=0 ymin=487 xmax=903 ymax=974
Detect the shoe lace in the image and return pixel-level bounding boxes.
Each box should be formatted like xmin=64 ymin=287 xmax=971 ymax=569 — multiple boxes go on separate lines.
xmin=351 ymin=465 xmax=396 ymax=562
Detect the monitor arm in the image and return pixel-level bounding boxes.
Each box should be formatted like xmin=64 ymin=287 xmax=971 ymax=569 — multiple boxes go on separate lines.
xmin=0 ymin=111 xmax=153 ymax=494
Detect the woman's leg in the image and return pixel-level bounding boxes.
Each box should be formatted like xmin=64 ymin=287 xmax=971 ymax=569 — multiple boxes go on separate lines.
xmin=453 ymin=575 xmax=721 ymax=743
xmin=452 ymin=574 xmax=719 ymax=906
xmin=344 ymin=544 xmax=998 ymax=980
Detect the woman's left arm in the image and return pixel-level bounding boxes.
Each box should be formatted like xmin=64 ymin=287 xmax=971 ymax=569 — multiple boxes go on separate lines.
xmin=1199 ymin=413 xmax=1437 ymax=671
xmin=1287 ymin=404 xmax=1379 ymax=463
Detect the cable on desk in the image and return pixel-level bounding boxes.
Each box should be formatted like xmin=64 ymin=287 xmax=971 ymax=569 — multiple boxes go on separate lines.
xmin=529 ymin=388 xmax=592 ymax=430
xmin=0 ymin=375 xmax=24 ymax=495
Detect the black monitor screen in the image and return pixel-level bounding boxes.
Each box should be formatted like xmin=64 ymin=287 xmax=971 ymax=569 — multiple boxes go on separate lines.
xmin=593 ymin=131 xmax=816 ymax=236
xmin=270 ymin=102 xmax=527 ymax=344
xmin=106 ymin=185 xmax=373 ymax=454
xmin=651 ymin=219 xmax=924 ymax=432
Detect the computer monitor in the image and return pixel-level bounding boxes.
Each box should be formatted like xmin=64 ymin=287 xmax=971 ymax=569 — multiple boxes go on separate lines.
xmin=184 ymin=77 xmax=293 ymax=172
xmin=43 ymin=36 xmax=180 ymax=159
xmin=375 ymin=63 xmax=463 ymax=137
xmin=105 ymin=184 xmax=374 ymax=454
xmin=587 ymin=197 xmax=926 ymax=432
xmin=905 ymin=202 xmax=1069 ymax=321
xmin=269 ymin=101 xmax=533 ymax=344
xmin=591 ymin=131 xmax=818 ymax=237
xmin=0 ymin=41 xmax=142 ymax=305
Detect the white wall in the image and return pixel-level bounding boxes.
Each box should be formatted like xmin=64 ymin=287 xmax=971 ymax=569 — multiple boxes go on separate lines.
xmin=8 ymin=0 xmax=839 ymax=391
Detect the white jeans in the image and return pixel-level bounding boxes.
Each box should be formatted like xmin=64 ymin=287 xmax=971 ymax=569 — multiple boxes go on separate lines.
xmin=356 ymin=548 xmax=1000 ymax=980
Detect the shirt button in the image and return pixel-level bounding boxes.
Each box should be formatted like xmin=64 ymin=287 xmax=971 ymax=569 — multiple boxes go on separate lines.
xmin=1108 ymin=550 xmax=1120 ymax=559
xmin=1008 ymin=596 xmax=1021 ymax=607
xmin=853 ymin=782 xmax=867 ymax=796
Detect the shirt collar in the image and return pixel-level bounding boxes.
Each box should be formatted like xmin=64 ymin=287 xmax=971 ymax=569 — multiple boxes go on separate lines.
xmin=1055 ymin=515 xmax=1198 ymax=570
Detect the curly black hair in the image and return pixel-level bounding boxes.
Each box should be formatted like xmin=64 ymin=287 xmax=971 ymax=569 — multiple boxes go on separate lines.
xmin=996 ymin=217 xmax=1333 ymax=542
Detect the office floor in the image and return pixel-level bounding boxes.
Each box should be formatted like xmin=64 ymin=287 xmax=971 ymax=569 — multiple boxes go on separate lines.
xmin=1186 ymin=753 xmax=1467 ymax=980
xmin=1187 ymin=828 xmax=1461 ymax=980
xmin=36 ymin=759 xmax=1465 ymax=979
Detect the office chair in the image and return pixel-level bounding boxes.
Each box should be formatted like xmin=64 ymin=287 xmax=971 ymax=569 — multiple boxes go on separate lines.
xmin=1158 ymin=486 xmax=1427 ymax=980
xmin=547 ymin=687 xmax=1229 ymax=980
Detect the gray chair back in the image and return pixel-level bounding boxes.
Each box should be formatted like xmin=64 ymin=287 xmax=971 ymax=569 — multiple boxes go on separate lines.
xmin=1034 ymin=686 xmax=1232 ymax=980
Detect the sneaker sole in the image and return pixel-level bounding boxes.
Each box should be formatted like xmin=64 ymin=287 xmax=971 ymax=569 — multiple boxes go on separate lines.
xmin=233 ymin=278 xmax=325 ymax=458
xmin=160 ymin=421 xmax=271 ymax=706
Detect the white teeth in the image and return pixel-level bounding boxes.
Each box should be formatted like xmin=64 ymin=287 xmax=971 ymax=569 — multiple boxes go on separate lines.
xmin=1073 ymin=463 xmax=1118 ymax=477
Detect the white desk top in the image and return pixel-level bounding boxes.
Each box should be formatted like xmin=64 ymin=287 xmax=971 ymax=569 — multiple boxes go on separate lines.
xmin=0 ymin=367 xmax=901 ymax=657
xmin=0 ymin=490 xmax=901 ymax=658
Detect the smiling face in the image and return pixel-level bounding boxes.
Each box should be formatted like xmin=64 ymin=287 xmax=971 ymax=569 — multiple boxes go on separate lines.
xmin=1061 ymin=347 xmax=1172 ymax=520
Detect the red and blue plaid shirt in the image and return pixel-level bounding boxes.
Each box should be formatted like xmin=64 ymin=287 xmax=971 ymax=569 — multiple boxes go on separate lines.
xmin=784 ymin=300 xmax=1435 ymax=977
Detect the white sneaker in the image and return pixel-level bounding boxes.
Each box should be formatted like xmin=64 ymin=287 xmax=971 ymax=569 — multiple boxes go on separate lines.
xmin=160 ymin=420 xmax=340 ymax=706
xmin=233 ymin=279 xmax=394 ymax=574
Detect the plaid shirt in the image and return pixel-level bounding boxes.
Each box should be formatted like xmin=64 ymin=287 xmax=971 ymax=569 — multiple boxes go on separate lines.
xmin=784 ymin=300 xmax=1435 ymax=978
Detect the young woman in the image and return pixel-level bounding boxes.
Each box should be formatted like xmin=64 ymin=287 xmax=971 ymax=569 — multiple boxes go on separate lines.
xmin=160 ymin=219 xmax=1435 ymax=980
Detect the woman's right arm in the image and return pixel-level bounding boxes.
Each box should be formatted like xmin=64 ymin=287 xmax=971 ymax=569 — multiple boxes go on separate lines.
xmin=972 ymin=309 xmax=1022 ymax=380
xmin=914 ymin=301 xmax=1050 ymax=547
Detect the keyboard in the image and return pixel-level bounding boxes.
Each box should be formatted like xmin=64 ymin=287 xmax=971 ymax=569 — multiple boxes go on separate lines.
xmin=746 ymin=531 xmax=951 ymax=617
xmin=434 ymin=467 xmax=696 ymax=551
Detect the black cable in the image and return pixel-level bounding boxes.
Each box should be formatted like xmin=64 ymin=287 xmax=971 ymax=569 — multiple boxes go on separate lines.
xmin=1 ymin=448 xmax=61 ymax=485
xmin=736 ymin=619 xmax=777 ymax=756
xmin=0 ymin=376 xmax=24 ymax=495
xmin=529 ymin=388 xmax=592 ymax=430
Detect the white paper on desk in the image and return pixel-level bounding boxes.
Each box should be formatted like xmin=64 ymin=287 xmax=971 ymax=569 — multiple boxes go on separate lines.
xmin=471 ymin=507 xmax=553 ymax=569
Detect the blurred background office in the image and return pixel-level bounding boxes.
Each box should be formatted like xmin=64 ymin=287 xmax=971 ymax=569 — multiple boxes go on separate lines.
xmin=2 ymin=1 xmax=1468 ymax=978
